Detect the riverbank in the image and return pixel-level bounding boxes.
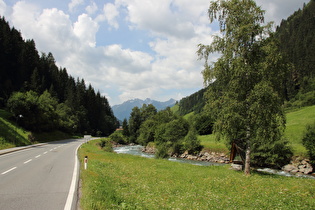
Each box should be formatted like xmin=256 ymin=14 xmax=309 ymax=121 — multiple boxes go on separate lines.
xmin=79 ymin=139 xmax=315 ymax=209
xmin=142 ymin=143 xmax=315 ymax=177
xmin=142 ymin=144 xmax=230 ymax=163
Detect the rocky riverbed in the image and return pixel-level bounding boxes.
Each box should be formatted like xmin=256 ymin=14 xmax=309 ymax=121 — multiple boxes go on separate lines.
xmin=282 ymin=157 xmax=314 ymax=175
xmin=142 ymin=144 xmax=315 ymax=177
xmin=142 ymin=145 xmax=230 ymax=163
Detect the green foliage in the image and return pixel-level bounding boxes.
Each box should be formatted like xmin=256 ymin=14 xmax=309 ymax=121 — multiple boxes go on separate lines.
xmin=198 ymin=0 xmax=291 ymax=170
xmin=252 ymin=138 xmax=293 ymax=168
xmin=0 ymin=109 xmax=32 ymax=148
xmin=183 ymin=129 xmax=202 ymax=154
xmin=177 ymin=88 xmax=207 ymax=115
xmin=302 ymin=122 xmax=315 ymax=164
xmin=138 ymin=119 xmax=157 ymax=145
xmin=109 ymin=130 xmax=128 ymax=145
xmin=121 ymin=118 xmax=129 ymax=137
xmin=98 ymin=138 xmax=113 ymax=152
xmin=275 ymin=0 xmax=315 ymax=100
xmin=128 ymin=106 xmax=141 ymax=143
xmin=192 ymin=112 xmax=214 ymax=135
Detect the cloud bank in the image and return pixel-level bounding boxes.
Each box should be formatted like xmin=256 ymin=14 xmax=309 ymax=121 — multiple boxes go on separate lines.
xmin=0 ymin=0 xmax=309 ymax=105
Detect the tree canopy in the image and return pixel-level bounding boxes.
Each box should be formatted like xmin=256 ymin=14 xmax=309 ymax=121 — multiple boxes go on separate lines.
xmin=198 ymin=0 xmax=292 ymax=174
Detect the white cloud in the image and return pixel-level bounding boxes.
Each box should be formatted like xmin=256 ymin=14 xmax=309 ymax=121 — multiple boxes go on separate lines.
xmin=69 ymin=0 xmax=84 ymax=12
xmin=256 ymin=0 xmax=308 ymax=26
xmin=0 ymin=0 xmax=6 ymax=16
xmin=85 ymin=1 xmax=98 ymax=15
xmin=74 ymin=14 xmax=99 ymax=47
xmin=96 ymin=3 xmax=119 ymax=29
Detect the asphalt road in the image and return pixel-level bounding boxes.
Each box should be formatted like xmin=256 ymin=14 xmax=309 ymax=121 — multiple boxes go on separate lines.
xmin=0 ymin=139 xmax=86 ymax=210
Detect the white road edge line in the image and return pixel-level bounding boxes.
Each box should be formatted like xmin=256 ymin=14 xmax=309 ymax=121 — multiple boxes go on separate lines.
xmin=64 ymin=143 xmax=81 ymax=210
xmin=24 ymin=159 xmax=32 ymax=164
xmin=1 ymin=167 xmax=17 ymax=175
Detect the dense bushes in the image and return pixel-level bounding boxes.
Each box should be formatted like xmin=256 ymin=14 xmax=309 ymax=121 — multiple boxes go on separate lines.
xmin=302 ymin=122 xmax=315 ymax=165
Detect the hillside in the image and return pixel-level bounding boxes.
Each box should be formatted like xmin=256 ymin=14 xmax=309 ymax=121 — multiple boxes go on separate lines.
xmin=0 ymin=17 xmax=117 ymax=136
xmin=285 ymin=105 xmax=315 ymax=156
xmin=0 ymin=109 xmax=76 ymax=150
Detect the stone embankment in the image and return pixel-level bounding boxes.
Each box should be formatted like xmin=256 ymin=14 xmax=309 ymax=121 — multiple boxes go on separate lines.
xmin=142 ymin=145 xmax=229 ymax=164
xmin=282 ymin=157 xmax=314 ymax=175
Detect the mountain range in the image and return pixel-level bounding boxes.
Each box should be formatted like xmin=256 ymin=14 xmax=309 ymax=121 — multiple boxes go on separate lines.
xmin=112 ymin=98 xmax=177 ymax=121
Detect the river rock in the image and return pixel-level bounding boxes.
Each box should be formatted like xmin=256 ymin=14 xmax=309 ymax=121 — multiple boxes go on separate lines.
xmin=230 ymin=164 xmax=243 ymax=171
xmin=282 ymin=158 xmax=313 ymax=174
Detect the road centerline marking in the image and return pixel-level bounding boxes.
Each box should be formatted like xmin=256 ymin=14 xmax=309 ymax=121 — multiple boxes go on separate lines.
xmin=1 ymin=167 xmax=17 ymax=175
xmin=35 ymin=155 xmax=41 ymax=158
xmin=24 ymin=159 xmax=32 ymax=164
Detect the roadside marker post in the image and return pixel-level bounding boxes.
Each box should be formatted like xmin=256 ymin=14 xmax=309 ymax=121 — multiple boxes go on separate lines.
xmin=84 ymin=156 xmax=88 ymax=170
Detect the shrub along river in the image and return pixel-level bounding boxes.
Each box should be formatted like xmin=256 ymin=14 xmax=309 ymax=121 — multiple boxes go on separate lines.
xmin=113 ymin=145 xmax=315 ymax=179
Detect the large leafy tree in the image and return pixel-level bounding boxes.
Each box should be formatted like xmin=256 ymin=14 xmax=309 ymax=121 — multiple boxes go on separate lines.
xmin=198 ymin=0 xmax=290 ymax=174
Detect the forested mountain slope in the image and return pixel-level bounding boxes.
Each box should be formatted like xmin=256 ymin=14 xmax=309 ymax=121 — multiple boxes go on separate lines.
xmin=0 ymin=17 xmax=117 ymax=136
xmin=275 ymin=0 xmax=315 ymax=102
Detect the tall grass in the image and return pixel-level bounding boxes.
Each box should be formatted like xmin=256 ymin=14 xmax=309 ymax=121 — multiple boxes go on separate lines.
xmin=0 ymin=109 xmax=31 ymax=149
xmin=79 ymin=139 xmax=315 ymax=210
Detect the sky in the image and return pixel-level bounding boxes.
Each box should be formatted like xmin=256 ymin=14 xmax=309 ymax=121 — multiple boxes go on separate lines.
xmin=0 ymin=0 xmax=310 ymax=106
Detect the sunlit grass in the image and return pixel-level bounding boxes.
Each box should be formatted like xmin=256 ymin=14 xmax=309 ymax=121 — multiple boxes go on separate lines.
xmin=79 ymin=139 xmax=315 ymax=210
xmin=199 ymin=134 xmax=228 ymax=153
xmin=285 ymin=105 xmax=315 ymax=156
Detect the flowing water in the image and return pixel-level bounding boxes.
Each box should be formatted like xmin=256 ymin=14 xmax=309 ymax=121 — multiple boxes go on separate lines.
xmin=113 ymin=145 xmax=315 ymax=179
xmin=113 ymin=145 xmax=223 ymax=166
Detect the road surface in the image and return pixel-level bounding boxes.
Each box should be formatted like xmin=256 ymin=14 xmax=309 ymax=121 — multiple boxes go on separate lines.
xmin=0 ymin=139 xmax=85 ymax=210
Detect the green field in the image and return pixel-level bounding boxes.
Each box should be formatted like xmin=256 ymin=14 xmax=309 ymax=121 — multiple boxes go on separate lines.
xmin=79 ymin=139 xmax=315 ymax=210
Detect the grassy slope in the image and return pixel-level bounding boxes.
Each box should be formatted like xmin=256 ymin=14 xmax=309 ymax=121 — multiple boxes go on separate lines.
xmin=285 ymin=105 xmax=315 ymax=156
xmin=0 ymin=109 xmax=32 ymax=149
xmin=0 ymin=109 xmax=76 ymax=149
xmin=79 ymin=139 xmax=315 ymax=210
xmin=196 ymin=105 xmax=315 ymax=157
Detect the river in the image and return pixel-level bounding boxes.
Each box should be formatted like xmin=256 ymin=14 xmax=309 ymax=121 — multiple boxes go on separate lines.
xmin=113 ymin=145 xmax=223 ymax=166
xmin=113 ymin=145 xmax=315 ymax=179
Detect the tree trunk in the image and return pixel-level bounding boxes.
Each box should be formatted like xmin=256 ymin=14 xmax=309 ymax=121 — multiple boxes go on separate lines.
xmin=244 ymin=142 xmax=251 ymax=175
xmin=244 ymin=126 xmax=251 ymax=175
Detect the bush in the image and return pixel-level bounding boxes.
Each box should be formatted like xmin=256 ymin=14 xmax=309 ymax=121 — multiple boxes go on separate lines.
xmin=183 ymin=129 xmax=203 ymax=155
xmin=155 ymin=142 xmax=170 ymax=159
xmin=109 ymin=130 xmax=128 ymax=144
xmin=98 ymin=138 xmax=113 ymax=152
xmin=302 ymin=122 xmax=315 ymax=165
xmin=252 ymin=138 xmax=293 ymax=168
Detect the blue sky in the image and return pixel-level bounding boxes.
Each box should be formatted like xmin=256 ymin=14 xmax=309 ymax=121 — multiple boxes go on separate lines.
xmin=0 ymin=0 xmax=309 ymax=105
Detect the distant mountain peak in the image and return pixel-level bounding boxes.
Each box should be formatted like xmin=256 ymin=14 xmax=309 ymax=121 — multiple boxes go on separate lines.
xmin=112 ymin=98 xmax=176 ymax=121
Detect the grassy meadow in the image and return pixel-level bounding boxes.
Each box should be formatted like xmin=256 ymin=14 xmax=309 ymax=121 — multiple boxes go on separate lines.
xmin=79 ymin=139 xmax=315 ymax=210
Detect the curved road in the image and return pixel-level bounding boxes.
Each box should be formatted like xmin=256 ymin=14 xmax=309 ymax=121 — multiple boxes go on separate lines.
xmin=0 ymin=139 xmax=86 ymax=210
